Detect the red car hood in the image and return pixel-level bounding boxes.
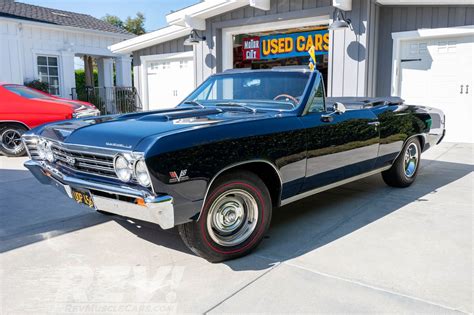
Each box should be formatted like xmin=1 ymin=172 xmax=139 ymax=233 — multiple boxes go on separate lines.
xmin=35 ymin=98 xmax=95 ymax=111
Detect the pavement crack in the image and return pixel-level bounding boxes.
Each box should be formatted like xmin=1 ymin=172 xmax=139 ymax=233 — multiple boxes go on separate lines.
xmin=203 ymin=261 xmax=281 ymax=314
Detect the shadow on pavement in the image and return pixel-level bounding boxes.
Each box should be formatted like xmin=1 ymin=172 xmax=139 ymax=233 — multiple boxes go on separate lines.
xmin=117 ymin=159 xmax=473 ymax=270
xmin=2 ymin=159 xmax=472 ymax=269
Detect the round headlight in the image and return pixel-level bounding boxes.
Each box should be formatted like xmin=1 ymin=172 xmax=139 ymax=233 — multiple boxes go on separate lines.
xmin=134 ymin=159 xmax=151 ymax=187
xmin=114 ymin=154 xmax=133 ymax=182
xmin=44 ymin=142 xmax=55 ymax=162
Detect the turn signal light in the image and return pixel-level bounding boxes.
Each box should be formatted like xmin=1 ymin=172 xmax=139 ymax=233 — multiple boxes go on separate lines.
xmin=135 ymin=198 xmax=146 ymax=206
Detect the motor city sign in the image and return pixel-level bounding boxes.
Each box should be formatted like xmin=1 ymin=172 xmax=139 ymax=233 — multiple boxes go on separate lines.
xmin=242 ymin=36 xmax=261 ymax=60
xmin=242 ymin=29 xmax=329 ymax=61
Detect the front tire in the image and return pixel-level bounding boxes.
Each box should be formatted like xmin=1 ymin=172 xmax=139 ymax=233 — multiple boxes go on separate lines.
xmin=0 ymin=124 xmax=27 ymax=157
xmin=382 ymin=138 xmax=421 ymax=187
xmin=178 ymin=171 xmax=272 ymax=263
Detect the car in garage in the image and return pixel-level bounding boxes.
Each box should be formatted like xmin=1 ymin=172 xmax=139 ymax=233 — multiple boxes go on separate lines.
xmin=22 ymin=67 xmax=445 ymax=262
xmin=0 ymin=83 xmax=99 ymax=156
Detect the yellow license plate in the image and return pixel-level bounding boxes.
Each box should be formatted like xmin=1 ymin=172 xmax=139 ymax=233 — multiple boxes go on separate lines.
xmin=71 ymin=189 xmax=95 ymax=208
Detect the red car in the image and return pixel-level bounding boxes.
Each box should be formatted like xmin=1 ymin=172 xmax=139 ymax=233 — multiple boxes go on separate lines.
xmin=0 ymin=83 xmax=100 ymax=156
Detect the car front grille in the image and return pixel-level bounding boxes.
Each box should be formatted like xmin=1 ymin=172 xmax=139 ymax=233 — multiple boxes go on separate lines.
xmin=51 ymin=145 xmax=117 ymax=178
xmin=24 ymin=136 xmax=118 ymax=179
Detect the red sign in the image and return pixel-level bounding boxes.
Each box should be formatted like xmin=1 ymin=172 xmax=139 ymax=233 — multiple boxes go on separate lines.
xmin=242 ymin=36 xmax=260 ymax=60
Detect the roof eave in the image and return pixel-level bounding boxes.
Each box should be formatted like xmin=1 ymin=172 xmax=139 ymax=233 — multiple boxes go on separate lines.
xmin=165 ymin=0 xmax=249 ymax=30
xmin=109 ymin=25 xmax=191 ymax=54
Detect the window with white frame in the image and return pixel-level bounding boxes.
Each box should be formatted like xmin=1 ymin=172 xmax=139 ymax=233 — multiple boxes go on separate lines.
xmin=37 ymin=56 xmax=60 ymax=95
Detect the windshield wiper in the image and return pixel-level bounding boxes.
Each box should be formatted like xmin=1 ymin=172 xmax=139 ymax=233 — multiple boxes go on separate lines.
xmin=215 ymin=102 xmax=256 ymax=113
xmin=182 ymin=100 xmax=205 ymax=108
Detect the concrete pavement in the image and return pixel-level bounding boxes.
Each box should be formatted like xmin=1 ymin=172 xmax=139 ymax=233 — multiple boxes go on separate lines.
xmin=1 ymin=142 xmax=472 ymax=314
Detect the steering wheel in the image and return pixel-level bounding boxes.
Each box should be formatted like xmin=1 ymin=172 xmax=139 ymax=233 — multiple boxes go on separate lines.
xmin=273 ymin=94 xmax=299 ymax=107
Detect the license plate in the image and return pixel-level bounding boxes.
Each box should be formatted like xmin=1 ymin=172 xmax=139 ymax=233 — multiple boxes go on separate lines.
xmin=71 ymin=188 xmax=95 ymax=208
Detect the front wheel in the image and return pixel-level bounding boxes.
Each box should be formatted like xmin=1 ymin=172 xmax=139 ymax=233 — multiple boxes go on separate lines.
xmin=0 ymin=125 xmax=27 ymax=157
xmin=382 ymin=137 xmax=421 ymax=188
xmin=178 ymin=171 xmax=272 ymax=263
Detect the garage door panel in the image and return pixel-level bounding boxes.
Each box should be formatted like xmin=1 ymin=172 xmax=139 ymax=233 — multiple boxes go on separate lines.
xmin=146 ymin=56 xmax=194 ymax=110
xmin=399 ymin=34 xmax=473 ymax=143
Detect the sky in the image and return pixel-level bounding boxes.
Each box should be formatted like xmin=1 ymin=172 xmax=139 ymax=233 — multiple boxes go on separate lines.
xmin=20 ymin=0 xmax=199 ymax=32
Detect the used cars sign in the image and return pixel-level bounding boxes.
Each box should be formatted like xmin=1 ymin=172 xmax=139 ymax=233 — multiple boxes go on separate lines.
xmin=242 ymin=29 xmax=329 ymax=61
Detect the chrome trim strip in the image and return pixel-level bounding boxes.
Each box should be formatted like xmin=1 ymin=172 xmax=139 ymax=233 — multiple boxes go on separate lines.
xmin=280 ymin=165 xmax=392 ymax=206
xmin=198 ymin=159 xmax=283 ymax=220
xmin=76 ymin=162 xmax=115 ymax=172
xmin=49 ymin=140 xmax=118 ymax=158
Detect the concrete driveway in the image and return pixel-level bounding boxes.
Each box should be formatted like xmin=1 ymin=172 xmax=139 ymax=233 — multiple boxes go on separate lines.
xmin=1 ymin=142 xmax=472 ymax=314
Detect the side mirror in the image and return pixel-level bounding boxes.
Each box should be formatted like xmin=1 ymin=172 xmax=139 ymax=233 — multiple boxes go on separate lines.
xmin=333 ymin=102 xmax=346 ymax=114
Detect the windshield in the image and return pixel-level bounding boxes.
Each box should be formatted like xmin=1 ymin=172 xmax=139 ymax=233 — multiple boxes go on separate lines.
xmin=183 ymin=71 xmax=311 ymax=111
xmin=4 ymin=85 xmax=51 ymax=99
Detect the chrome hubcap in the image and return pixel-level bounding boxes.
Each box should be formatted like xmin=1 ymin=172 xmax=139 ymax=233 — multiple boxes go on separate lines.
xmin=1 ymin=129 xmax=23 ymax=151
xmin=207 ymin=188 xmax=258 ymax=247
xmin=404 ymin=143 xmax=418 ymax=178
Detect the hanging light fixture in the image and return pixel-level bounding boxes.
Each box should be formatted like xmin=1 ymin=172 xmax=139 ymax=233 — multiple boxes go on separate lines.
xmin=184 ymin=29 xmax=207 ymax=45
xmin=329 ymin=8 xmax=352 ymax=30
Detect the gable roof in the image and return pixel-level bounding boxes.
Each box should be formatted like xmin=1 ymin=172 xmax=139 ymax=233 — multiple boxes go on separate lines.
xmin=0 ymin=1 xmax=131 ymax=35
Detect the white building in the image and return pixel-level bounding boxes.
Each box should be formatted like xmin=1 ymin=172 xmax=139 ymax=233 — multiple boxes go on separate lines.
xmin=111 ymin=0 xmax=473 ymax=143
xmin=0 ymin=0 xmax=134 ymax=99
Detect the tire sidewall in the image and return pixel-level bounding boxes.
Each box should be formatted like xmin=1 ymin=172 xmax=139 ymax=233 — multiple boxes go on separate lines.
xmin=198 ymin=177 xmax=271 ymax=260
xmin=0 ymin=127 xmax=26 ymax=157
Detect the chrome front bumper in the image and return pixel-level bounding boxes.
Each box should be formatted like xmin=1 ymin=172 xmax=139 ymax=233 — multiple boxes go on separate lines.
xmin=24 ymin=160 xmax=175 ymax=229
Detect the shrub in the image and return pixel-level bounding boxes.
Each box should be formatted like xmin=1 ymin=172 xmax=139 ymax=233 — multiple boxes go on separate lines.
xmin=24 ymin=80 xmax=49 ymax=93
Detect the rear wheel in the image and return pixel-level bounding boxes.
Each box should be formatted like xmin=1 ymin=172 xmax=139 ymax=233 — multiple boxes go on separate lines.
xmin=382 ymin=138 xmax=421 ymax=187
xmin=178 ymin=171 xmax=272 ymax=263
xmin=0 ymin=124 xmax=27 ymax=157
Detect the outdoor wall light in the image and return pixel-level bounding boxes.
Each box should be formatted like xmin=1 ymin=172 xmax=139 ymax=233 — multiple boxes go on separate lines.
xmin=329 ymin=8 xmax=352 ymax=30
xmin=184 ymin=29 xmax=207 ymax=45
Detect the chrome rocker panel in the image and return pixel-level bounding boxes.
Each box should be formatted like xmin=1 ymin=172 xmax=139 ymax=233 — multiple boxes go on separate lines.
xmin=24 ymin=160 xmax=175 ymax=229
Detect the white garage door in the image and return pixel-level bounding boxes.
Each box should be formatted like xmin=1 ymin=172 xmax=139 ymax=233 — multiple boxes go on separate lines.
xmin=399 ymin=34 xmax=473 ymax=143
xmin=146 ymin=54 xmax=194 ymax=110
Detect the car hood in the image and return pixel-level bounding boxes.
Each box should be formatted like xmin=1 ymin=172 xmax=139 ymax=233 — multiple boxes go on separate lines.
xmin=34 ymin=107 xmax=282 ymax=150
xmin=34 ymin=98 xmax=93 ymax=111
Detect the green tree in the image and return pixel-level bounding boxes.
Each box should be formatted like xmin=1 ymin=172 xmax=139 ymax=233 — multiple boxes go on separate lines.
xmin=102 ymin=12 xmax=146 ymax=35
xmin=124 ymin=12 xmax=145 ymax=35
xmin=102 ymin=14 xmax=124 ymax=29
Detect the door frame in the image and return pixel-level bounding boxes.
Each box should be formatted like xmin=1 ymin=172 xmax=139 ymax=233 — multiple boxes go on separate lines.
xmin=390 ymin=25 xmax=474 ymax=97
xmin=140 ymin=51 xmax=194 ymax=110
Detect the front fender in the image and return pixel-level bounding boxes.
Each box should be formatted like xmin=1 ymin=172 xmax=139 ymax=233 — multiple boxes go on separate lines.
xmin=141 ymin=116 xmax=306 ymax=225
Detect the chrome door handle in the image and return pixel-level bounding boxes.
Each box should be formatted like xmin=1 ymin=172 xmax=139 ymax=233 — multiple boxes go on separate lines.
xmin=460 ymin=85 xmax=464 ymax=94
xmin=466 ymin=85 xmax=469 ymax=94
xmin=367 ymin=121 xmax=380 ymax=126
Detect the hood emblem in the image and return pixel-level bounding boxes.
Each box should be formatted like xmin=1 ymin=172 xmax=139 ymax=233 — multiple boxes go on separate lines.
xmin=169 ymin=170 xmax=189 ymax=183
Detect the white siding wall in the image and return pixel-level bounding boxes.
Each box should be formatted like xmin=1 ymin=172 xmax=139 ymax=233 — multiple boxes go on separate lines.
xmin=0 ymin=18 xmax=128 ymax=98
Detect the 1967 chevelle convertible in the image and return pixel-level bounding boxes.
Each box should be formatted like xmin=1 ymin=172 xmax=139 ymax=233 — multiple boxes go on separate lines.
xmin=23 ymin=67 xmax=445 ymax=262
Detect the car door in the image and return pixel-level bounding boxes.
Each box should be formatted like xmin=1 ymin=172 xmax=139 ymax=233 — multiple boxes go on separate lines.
xmin=299 ymin=74 xmax=380 ymax=193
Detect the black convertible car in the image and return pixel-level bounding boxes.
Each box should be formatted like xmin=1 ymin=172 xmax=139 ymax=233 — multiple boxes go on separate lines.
xmin=23 ymin=67 xmax=445 ymax=262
